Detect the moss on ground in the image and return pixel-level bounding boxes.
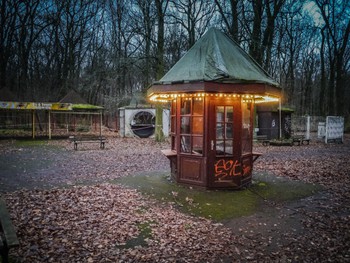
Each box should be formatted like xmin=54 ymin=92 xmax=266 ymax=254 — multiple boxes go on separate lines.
xmin=116 ymin=172 xmax=322 ymax=221
xmin=14 ymin=140 xmax=48 ymax=147
xmin=116 ymin=221 xmax=153 ymax=249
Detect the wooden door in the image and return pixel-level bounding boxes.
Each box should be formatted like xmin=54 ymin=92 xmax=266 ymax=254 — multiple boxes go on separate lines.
xmin=207 ymin=97 xmax=242 ymax=188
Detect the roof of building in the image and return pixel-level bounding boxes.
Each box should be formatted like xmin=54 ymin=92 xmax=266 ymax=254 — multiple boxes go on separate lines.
xmin=59 ymin=90 xmax=87 ymax=104
xmin=154 ymin=28 xmax=279 ymax=87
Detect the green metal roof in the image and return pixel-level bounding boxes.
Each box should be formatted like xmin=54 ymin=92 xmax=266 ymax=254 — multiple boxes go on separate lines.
xmin=155 ymin=28 xmax=279 ymax=87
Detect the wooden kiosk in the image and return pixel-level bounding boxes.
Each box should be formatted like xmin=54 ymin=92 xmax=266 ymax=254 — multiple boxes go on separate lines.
xmin=148 ymin=28 xmax=281 ymax=189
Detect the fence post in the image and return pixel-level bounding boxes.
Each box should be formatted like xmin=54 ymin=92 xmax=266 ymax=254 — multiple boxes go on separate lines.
xmin=32 ymin=110 xmax=35 ymax=139
xmin=306 ymin=115 xmax=310 ymax=140
xmin=48 ymin=110 xmax=51 ymax=139
xmin=279 ymin=99 xmax=282 ymax=139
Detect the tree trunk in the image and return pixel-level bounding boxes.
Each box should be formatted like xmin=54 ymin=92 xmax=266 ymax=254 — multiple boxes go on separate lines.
xmin=319 ymin=27 xmax=326 ymax=115
xmin=154 ymin=0 xmax=168 ymax=142
xmin=249 ymin=0 xmax=263 ymax=64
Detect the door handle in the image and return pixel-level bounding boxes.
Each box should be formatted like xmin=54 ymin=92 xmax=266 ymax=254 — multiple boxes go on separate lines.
xmin=211 ymin=140 xmax=214 ymax=150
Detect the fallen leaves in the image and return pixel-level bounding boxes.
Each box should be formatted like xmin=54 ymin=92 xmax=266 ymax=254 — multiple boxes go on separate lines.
xmin=4 ymin=184 xmax=236 ymax=262
xmin=0 ymin=135 xmax=349 ymax=262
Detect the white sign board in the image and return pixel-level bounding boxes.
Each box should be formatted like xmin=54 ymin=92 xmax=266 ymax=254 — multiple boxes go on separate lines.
xmin=325 ymin=116 xmax=344 ymax=143
xmin=317 ymin=122 xmax=326 ymax=139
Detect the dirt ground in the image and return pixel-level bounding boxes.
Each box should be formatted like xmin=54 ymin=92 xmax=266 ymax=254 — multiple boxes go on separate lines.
xmin=0 ymin=136 xmax=349 ymax=262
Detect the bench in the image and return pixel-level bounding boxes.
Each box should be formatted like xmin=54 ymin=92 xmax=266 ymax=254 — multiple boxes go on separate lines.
xmin=252 ymin=152 xmax=262 ymax=163
xmin=256 ymin=135 xmax=270 ymax=146
xmin=292 ymin=135 xmax=310 ymax=146
xmin=70 ymin=135 xmax=106 ymax=150
xmin=0 ymin=198 xmax=19 ymax=263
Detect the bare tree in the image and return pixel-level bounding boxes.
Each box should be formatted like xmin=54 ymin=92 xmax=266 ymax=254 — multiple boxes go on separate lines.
xmin=1 ymin=0 xmax=349 ymax=121
xmin=315 ymin=0 xmax=350 ymax=115
xmin=214 ymin=0 xmax=240 ymax=42
xmin=154 ymin=0 xmax=170 ymax=142
xmin=169 ymin=0 xmax=216 ymax=49
xmin=248 ymin=0 xmax=264 ymax=64
xmin=131 ymin=0 xmax=156 ymax=89
xmin=0 ymin=0 xmax=19 ymax=91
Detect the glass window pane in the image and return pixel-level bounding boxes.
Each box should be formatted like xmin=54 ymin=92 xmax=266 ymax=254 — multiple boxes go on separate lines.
xmin=216 ymin=140 xmax=225 ymax=155
xmin=242 ymin=138 xmax=251 ymax=153
xmin=171 ymin=135 xmax=177 ymax=151
xmin=216 ymin=123 xmax=224 ymax=139
xmin=171 ymin=99 xmax=176 ymax=115
xmin=192 ymin=116 xmax=203 ymax=135
xmin=215 ymin=105 xmax=235 ymax=157
xmin=242 ymin=102 xmax=252 ymax=154
xmin=193 ymin=98 xmax=204 ymax=115
xmin=180 ymin=136 xmax=191 ymax=153
xmin=216 ymin=106 xmax=224 ymax=122
xmin=180 ymin=116 xmax=190 ymax=134
xmin=225 ymin=140 xmax=233 ymax=155
xmin=192 ymin=136 xmax=203 ymax=154
xmin=181 ymin=98 xmax=191 ymax=115
xmin=226 ymin=123 xmax=233 ymax=139
xmin=171 ymin=116 xmax=176 ymax=133
xmin=226 ymin=106 xmax=233 ymax=122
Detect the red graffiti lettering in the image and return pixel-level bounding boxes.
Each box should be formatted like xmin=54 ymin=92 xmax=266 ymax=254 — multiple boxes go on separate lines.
xmin=242 ymin=164 xmax=252 ymax=176
xmin=215 ymin=159 xmax=241 ymax=179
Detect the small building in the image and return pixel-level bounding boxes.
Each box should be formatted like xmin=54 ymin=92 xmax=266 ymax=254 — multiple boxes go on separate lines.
xmin=118 ymin=106 xmax=169 ymax=138
xmin=256 ymin=103 xmax=294 ymax=140
xmin=0 ymin=90 xmax=103 ymax=139
xmin=148 ymin=28 xmax=281 ymax=189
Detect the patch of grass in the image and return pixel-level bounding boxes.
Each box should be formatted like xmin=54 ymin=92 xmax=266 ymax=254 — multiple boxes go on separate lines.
xmin=14 ymin=140 xmax=48 ymax=147
xmin=269 ymin=139 xmax=293 ymax=146
xmin=116 ymin=221 xmax=153 ymax=249
xmin=116 ymin=172 xmax=322 ymax=221
xmin=250 ymin=174 xmax=323 ymax=202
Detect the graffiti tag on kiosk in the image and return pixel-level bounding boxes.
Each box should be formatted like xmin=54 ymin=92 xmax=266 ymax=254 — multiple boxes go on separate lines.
xmin=242 ymin=163 xmax=251 ymax=176
xmin=215 ymin=159 xmax=241 ymax=179
xmin=214 ymin=159 xmax=252 ymax=179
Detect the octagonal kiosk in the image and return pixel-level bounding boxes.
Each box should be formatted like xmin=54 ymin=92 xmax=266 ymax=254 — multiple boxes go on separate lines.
xmin=148 ymin=28 xmax=281 ymax=189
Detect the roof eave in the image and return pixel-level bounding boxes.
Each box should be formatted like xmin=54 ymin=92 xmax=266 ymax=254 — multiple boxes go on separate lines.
xmin=147 ymin=80 xmax=281 ymax=98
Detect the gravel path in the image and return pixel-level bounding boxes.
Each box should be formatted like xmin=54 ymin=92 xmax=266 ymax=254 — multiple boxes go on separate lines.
xmin=0 ymin=138 xmax=170 ymax=191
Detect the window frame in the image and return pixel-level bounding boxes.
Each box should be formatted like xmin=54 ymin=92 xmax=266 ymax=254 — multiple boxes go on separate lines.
xmin=215 ymin=105 xmax=234 ymax=157
xmin=179 ymin=97 xmax=204 ymax=155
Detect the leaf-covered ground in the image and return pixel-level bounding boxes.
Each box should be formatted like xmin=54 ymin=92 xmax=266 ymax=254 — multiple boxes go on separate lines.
xmin=238 ymin=138 xmax=350 ymax=262
xmin=0 ymin=136 xmax=349 ymax=262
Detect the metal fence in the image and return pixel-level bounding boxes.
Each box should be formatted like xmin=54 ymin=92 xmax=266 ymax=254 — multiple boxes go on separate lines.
xmin=292 ymin=115 xmax=344 ymax=143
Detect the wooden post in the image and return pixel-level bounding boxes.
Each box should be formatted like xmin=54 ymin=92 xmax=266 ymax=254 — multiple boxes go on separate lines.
xmin=279 ymin=99 xmax=282 ymax=139
xmin=155 ymin=103 xmax=164 ymax=142
xmin=48 ymin=110 xmax=51 ymax=139
xmin=32 ymin=110 xmax=35 ymax=139
xmin=100 ymin=111 xmax=102 ymax=137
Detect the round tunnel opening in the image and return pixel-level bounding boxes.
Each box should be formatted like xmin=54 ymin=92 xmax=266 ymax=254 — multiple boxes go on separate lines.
xmin=131 ymin=111 xmax=155 ymax=138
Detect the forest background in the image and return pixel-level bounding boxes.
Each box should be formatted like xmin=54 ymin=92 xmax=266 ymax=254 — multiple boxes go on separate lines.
xmin=1 ymin=0 xmax=349 ymax=128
